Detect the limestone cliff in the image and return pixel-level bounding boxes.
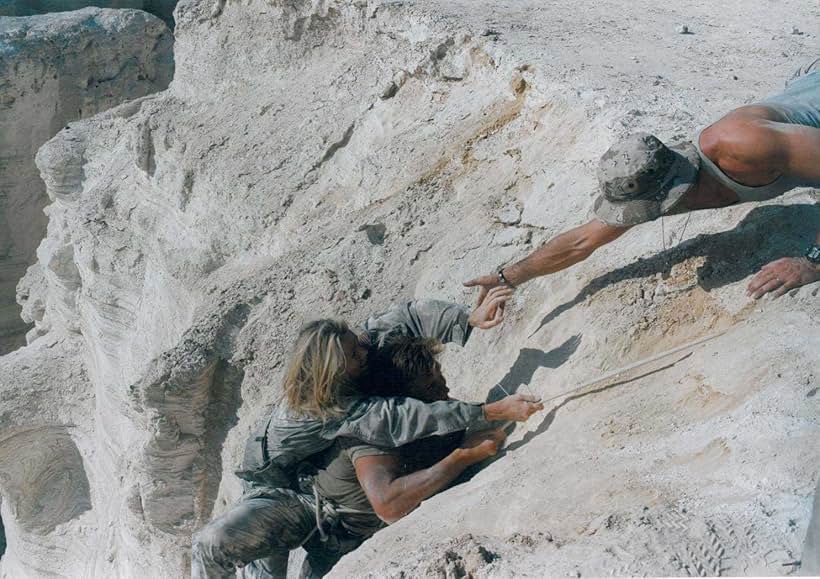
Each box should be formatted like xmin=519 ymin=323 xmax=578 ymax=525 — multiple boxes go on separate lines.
xmin=0 ymin=0 xmax=817 ymax=577
xmin=0 ymin=8 xmax=173 ymax=355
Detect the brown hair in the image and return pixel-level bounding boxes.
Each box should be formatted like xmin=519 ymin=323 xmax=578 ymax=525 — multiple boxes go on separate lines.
xmin=282 ymin=319 xmax=352 ymax=419
xmin=364 ymin=334 xmax=443 ymax=397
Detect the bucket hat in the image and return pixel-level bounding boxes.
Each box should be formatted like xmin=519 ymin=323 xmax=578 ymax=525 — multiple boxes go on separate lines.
xmin=593 ymin=133 xmax=700 ymax=226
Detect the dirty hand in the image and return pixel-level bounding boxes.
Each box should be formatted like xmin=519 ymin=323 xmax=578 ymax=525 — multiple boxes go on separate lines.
xmin=463 ymin=272 xmax=509 ymax=307
xmin=483 ymin=393 xmax=544 ymax=422
xmin=468 ymin=285 xmax=514 ymax=329
xmin=746 ymin=257 xmax=820 ymax=299
xmin=460 ymin=428 xmax=508 ymax=461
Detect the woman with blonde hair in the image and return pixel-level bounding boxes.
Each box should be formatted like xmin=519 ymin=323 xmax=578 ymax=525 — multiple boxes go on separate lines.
xmin=281 ymin=318 xmax=363 ymax=420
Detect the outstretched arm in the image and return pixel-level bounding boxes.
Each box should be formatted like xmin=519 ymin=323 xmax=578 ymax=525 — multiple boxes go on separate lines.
xmin=354 ymin=429 xmax=506 ymax=523
xmin=362 ymin=293 xmax=511 ymax=348
xmin=464 ymin=219 xmax=630 ymax=301
xmin=323 ymin=393 xmax=542 ymax=446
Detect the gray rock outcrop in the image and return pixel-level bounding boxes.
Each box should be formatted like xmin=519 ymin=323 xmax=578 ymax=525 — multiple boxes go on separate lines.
xmin=0 ymin=0 xmax=817 ymax=577
xmin=0 ymin=8 xmax=173 ymax=354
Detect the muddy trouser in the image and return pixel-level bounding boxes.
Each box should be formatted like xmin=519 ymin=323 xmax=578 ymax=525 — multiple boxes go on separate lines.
xmin=191 ymin=488 xmax=364 ymax=579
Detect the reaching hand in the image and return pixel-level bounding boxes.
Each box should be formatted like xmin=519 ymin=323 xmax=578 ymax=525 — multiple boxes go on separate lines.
xmin=747 ymin=257 xmax=820 ymax=299
xmin=460 ymin=428 xmax=508 ymax=462
xmin=483 ymin=393 xmax=544 ymax=422
xmin=463 ymin=272 xmax=506 ymax=307
xmin=467 ymin=286 xmax=514 ymax=329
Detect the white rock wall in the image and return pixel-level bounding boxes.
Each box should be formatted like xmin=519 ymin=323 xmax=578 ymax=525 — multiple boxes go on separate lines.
xmin=1 ymin=0 xmax=818 ymax=577
xmin=0 ymin=8 xmax=173 ymax=355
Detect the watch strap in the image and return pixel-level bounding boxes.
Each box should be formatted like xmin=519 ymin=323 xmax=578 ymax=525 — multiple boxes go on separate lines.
xmin=805 ymin=244 xmax=820 ymax=264
xmin=498 ymin=268 xmax=514 ymax=287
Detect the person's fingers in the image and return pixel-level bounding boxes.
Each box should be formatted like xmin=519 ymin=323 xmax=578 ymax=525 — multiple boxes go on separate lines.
xmin=759 ymin=261 xmax=775 ymax=271
xmin=464 ymin=274 xmax=496 ymax=288
xmin=479 ymin=439 xmax=499 ymax=455
xmin=478 ymin=316 xmax=503 ymax=329
xmin=476 ymin=285 xmax=489 ymax=306
xmin=488 ymin=300 xmax=510 ymax=317
xmin=486 ymin=286 xmax=514 ymax=298
xmin=747 ymin=271 xmax=777 ymax=295
xmin=488 ymin=294 xmax=513 ymax=307
xmin=771 ymin=280 xmax=797 ymax=298
xmin=751 ymin=277 xmax=784 ymax=299
xmin=516 ymin=394 xmax=542 ymax=402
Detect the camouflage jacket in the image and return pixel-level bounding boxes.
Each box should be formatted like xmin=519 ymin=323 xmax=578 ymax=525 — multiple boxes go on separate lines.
xmin=237 ymin=299 xmax=489 ymax=487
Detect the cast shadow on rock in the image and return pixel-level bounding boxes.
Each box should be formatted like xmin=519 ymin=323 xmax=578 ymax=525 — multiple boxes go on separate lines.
xmin=531 ymin=203 xmax=820 ymax=337
xmin=452 ymin=334 xmax=581 ymax=485
xmin=484 ymin=334 xmax=582 ymax=404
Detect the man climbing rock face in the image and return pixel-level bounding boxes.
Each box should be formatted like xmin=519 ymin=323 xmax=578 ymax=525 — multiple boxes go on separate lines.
xmin=193 ymin=335 xmax=509 ymax=579
xmin=191 ymin=295 xmax=543 ymax=578
xmin=465 ymin=60 xmax=820 ymax=301
xmin=234 ymin=291 xmax=540 ymax=493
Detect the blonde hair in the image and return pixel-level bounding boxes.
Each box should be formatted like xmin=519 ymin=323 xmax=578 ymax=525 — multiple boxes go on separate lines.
xmin=282 ymin=319 xmax=352 ymax=419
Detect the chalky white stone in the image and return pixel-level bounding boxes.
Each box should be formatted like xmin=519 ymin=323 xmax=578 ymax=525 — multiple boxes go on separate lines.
xmin=0 ymin=8 xmax=173 ymax=354
xmin=0 ymin=0 xmax=817 ymax=577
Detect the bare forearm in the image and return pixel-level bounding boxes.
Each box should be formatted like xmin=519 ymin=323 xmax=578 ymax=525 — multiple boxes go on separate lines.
xmin=503 ymin=220 xmax=629 ymax=286
xmin=504 ymin=230 xmax=595 ymax=285
xmin=375 ymin=450 xmax=475 ymax=523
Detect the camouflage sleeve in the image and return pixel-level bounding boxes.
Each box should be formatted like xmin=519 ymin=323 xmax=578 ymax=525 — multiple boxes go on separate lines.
xmin=362 ymin=300 xmax=473 ymax=347
xmin=321 ymin=396 xmax=489 ymax=447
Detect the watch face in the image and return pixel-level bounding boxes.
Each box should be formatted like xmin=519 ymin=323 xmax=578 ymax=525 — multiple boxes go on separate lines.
xmin=806 ymin=245 xmax=820 ymax=264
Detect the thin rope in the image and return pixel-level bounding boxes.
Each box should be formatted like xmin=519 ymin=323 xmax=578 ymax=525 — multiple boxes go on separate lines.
xmin=492 ymin=381 xmax=538 ymax=399
xmin=661 ymin=215 xmax=666 ymax=251
xmin=539 ymin=327 xmax=728 ymax=405
xmin=677 ymin=210 xmax=693 ymax=245
xmin=313 ymin=486 xmax=329 ymax=542
xmin=540 ymin=351 xmax=691 ymax=405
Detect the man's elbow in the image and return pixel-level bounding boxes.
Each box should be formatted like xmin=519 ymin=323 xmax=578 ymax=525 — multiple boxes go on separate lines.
xmin=373 ymin=501 xmax=408 ymax=525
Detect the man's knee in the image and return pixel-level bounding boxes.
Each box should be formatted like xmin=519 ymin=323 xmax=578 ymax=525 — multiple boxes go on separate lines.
xmin=192 ymin=524 xmax=230 ymax=559
xmin=700 ymin=113 xmax=784 ymax=175
xmin=191 ymin=524 xmax=237 ymax=579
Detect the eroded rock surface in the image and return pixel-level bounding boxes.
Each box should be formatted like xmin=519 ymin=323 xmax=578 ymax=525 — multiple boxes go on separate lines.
xmin=0 ymin=8 xmax=173 ymax=355
xmin=0 ymin=1 xmax=178 ymax=29
xmin=0 ymin=0 xmax=817 ymax=577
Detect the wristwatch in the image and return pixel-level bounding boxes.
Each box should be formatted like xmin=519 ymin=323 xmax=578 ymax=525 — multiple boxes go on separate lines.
xmin=498 ymin=268 xmax=514 ymax=287
xmin=805 ymin=244 xmax=820 ymax=264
